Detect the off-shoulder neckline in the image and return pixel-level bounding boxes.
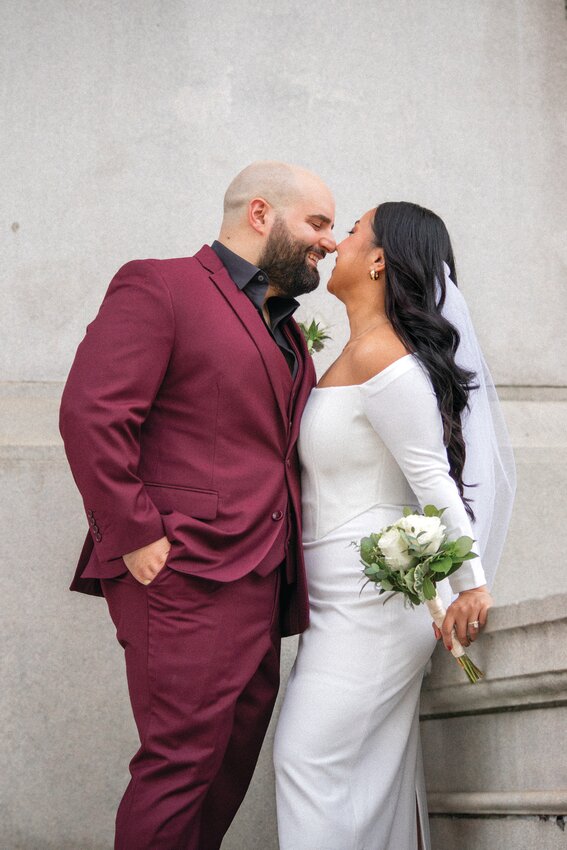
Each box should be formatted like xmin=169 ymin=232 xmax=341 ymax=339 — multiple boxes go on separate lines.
xmin=312 ymin=354 xmax=418 ymax=392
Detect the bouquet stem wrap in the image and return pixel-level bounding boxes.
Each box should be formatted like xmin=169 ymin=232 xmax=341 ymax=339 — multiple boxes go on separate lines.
xmin=426 ymin=593 xmax=465 ymax=659
xmin=426 ymin=593 xmax=483 ymax=684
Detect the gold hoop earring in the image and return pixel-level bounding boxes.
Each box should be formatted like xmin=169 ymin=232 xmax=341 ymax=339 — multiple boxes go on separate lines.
xmin=370 ymin=269 xmax=380 ymax=281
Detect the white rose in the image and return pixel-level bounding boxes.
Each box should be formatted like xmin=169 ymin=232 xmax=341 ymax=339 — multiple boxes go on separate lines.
xmin=396 ymin=514 xmax=445 ymax=555
xmin=378 ymin=527 xmax=413 ymax=570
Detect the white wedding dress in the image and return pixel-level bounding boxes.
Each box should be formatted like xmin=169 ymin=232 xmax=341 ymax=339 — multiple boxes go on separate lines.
xmin=274 ymin=354 xmax=486 ymax=850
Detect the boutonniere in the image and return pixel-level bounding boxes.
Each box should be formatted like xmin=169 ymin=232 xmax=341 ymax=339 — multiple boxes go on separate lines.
xmin=298 ymin=319 xmax=331 ymax=356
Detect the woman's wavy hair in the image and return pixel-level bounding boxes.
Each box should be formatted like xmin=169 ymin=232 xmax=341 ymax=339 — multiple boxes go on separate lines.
xmin=371 ymin=202 xmax=477 ymax=519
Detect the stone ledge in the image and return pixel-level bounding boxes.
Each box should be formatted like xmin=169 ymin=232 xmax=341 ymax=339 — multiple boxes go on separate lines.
xmin=1 ymin=383 xmax=567 ymax=448
xmin=422 ymin=592 xmax=567 ymax=704
xmin=428 ymin=790 xmax=567 ymax=816
xmin=0 ymin=445 xmax=65 ymax=460
xmin=421 ymin=668 xmax=567 ymax=718
xmin=486 ymin=592 xmax=567 ymax=632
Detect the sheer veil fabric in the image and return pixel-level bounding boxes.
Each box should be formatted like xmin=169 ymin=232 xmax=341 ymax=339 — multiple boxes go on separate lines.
xmin=440 ymin=263 xmax=516 ymax=589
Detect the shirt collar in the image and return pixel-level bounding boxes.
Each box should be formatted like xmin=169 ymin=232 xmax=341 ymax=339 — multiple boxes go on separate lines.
xmin=211 ymin=240 xmax=264 ymax=290
xmin=210 ymin=240 xmax=299 ymax=326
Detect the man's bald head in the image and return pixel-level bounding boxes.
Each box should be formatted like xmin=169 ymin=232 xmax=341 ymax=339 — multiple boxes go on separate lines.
xmin=222 ymin=161 xmax=327 ymax=225
xmin=217 ymin=161 xmax=335 ymax=292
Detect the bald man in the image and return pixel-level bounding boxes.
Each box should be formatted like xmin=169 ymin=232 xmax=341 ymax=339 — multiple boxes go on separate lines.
xmin=60 ymin=161 xmax=336 ymax=849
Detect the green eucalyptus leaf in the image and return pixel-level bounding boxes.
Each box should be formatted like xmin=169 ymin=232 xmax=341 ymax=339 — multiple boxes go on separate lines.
xmin=360 ymin=537 xmax=375 ymax=563
xmin=430 ymin=556 xmax=453 ymax=573
xmin=453 ymin=536 xmax=474 ymax=558
xmin=423 ymin=504 xmax=447 ymax=518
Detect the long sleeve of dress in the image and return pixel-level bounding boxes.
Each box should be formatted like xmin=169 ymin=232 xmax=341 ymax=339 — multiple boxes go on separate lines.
xmin=360 ymin=357 xmax=486 ymax=593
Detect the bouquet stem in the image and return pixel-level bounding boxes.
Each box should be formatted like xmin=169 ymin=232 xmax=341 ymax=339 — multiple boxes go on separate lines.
xmin=425 ymin=594 xmax=484 ymax=684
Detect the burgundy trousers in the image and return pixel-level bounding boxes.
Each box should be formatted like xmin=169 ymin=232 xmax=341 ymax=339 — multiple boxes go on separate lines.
xmin=101 ymin=564 xmax=281 ymax=850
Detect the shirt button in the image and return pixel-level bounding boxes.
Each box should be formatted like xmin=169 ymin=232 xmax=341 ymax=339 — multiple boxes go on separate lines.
xmin=258 ymin=274 xmax=265 ymax=282
xmin=271 ymin=510 xmax=284 ymax=521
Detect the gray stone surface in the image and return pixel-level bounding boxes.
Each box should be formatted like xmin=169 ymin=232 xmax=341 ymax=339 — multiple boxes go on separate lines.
xmin=3 ymin=0 xmax=567 ymax=387
xmin=421 ymin=592 xmax=567 ymax=849
xmin=430 ymin=816 xmax=567 ymax=850
xmin=0 ymin=454 xmax=134 ymax=849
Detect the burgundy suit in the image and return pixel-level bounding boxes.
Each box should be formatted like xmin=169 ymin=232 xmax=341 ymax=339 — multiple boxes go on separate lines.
xmin=59 ymin=245 xmax=315 ymax=848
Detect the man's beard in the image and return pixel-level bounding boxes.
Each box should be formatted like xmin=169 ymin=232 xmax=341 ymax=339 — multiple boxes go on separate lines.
xmin=257 ymin=217 xmax=323 ymax=297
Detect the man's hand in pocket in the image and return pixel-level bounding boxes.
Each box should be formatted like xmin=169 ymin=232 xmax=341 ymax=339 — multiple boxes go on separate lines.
xmin=123 ymin=536 xmax=171 ymax=585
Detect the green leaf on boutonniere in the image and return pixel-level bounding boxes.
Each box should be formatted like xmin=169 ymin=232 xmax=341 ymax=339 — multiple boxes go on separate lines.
xmin=298 ymin=319 xmax=332 ymax=355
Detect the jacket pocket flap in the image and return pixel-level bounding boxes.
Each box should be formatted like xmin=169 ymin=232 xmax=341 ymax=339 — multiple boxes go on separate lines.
xmin=145 ymin=483 xmax=218 ymax=520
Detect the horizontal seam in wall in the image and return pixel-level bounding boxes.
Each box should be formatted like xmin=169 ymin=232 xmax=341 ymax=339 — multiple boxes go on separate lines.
xmin=420 ymin=698 xmax=567 ymax=720
xmin=429 ymin=813 xmax=567 ymax=822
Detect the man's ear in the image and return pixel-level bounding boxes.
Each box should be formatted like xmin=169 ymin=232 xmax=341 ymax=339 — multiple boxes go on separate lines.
xmin=248 ymin=198 xmax=272 ymax=235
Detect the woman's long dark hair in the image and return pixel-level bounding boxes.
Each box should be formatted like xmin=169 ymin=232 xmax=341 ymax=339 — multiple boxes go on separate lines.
xmin=371 ymin=202 xmax=477 ymax=519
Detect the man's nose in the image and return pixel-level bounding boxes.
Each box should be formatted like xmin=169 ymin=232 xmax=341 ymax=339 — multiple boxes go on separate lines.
xmin=319 ymin=232 xmax=336 ymax=254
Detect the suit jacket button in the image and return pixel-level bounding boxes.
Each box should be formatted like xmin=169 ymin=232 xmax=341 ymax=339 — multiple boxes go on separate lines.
xmin=95 ymin=532 xmax=102 ymax=542
xmin=272 ymin=510 xmax=283 ymax=521
xmin=87 ymin=510 xmax=94 ymax=518
xmin=92 ymin=524 xmax=99 ymax=533
xmin=89 ymin=517 xmax=96 ymax=526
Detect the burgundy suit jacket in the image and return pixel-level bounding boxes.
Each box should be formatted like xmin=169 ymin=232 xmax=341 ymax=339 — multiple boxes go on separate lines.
xmin=59 ymin=245 xmax=316 ymax=636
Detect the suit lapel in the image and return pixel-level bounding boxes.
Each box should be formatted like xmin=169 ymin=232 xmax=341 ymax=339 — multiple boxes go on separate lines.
xmin=195 ymin=245 xmax=291 ymax=424
xmin=284 ymin=319 xmax=317 ymax=446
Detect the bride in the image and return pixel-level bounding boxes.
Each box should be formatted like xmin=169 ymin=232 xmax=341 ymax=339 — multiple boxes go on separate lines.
xmin=273 ymin=201 xmax=515 ymax=850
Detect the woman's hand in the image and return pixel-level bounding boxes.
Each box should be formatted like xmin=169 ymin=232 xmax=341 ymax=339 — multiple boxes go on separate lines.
xmin=432 ymin=586 xmax=493 ymax=650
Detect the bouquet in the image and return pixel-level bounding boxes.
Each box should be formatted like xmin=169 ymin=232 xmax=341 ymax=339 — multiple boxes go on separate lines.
xmin=358 ymin=505 xmax=484 ymax=683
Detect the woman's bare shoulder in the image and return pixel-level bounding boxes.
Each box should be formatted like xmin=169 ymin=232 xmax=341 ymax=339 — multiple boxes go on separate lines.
xmin=348 ymin=331 xmax=411 ymax=385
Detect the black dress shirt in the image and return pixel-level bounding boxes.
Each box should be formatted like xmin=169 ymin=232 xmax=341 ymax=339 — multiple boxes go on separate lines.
xmin=211 ymin=240 xmax=299 ymax=377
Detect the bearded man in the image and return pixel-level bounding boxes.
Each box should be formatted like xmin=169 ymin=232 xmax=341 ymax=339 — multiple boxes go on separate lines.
xmin=59 ymin=161 xmax=336 ymax=850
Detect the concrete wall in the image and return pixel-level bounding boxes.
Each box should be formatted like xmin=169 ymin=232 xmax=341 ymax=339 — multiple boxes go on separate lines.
xmin=2 ymin=1 xmax=566 ymax=848
xmin=4 ymin=0 xmax=567 ymax=386
xmin=421 ymin=594 xmax=567 ymax=850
